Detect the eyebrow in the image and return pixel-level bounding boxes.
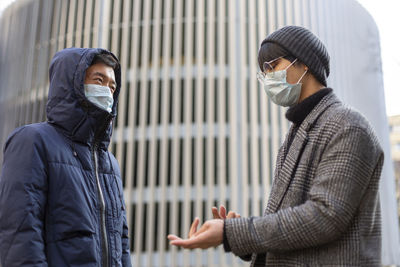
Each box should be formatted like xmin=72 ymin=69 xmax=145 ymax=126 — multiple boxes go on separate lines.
xmin=92 ymin=71 xmax=116 ymax=85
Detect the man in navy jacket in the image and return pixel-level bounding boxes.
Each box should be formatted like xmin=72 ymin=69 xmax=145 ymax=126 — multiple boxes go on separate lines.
xmin=0 ymin=48 xmax=132 ymax=267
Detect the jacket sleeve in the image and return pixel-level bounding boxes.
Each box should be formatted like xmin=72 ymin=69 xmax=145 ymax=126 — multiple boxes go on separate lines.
xmin=224 ymin=125 xmax=383 ymax=256
xmin=0 ymin=127 xmax=48 ymax=266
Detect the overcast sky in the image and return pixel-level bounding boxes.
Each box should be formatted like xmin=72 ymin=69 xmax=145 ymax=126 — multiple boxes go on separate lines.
xmin=0 ymin=0 xmax=399 ymax=116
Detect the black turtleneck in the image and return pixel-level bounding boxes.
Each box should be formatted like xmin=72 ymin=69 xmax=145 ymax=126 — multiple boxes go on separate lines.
xmin=283 ymin=88 xmax=332 ymax=158
xmin=285 ymin=88 xmax=332 ymax=125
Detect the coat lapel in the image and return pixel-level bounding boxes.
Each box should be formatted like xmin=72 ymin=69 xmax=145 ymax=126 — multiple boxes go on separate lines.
xmin=266 ymin=92 xmax=340 ymax=214
xmin=266 ymin=126 xmax=309 ymax=213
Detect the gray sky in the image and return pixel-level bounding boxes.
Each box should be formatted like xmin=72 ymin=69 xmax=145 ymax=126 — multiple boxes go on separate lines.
xmin=0 ymin=0 xmax=398 ymax=116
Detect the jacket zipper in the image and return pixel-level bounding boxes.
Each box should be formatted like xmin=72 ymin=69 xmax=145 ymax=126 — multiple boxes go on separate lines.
xmin=93 ymin=144 xmax=109 ymax=267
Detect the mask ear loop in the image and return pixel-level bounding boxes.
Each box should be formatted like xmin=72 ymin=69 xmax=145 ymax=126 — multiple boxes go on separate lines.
xmin=284 ymin=58 xmax=298 ymax=71
xmin=296 ymin=69 xmax=308 ymax=84
xmin=285 ymin=58 xmax=308 ymax=84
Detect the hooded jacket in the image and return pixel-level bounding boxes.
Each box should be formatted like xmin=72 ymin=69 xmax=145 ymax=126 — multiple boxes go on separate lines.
xmin=0 ymin=48 xmax=132 ymax=267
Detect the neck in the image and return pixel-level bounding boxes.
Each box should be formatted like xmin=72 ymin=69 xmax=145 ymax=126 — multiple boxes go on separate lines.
xmin=298 ymin=76 xmax=325 ymax=102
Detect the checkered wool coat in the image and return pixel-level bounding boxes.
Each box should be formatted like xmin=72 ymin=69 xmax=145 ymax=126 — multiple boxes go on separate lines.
xmin=224 ymin=92 xmax=384 ymax=266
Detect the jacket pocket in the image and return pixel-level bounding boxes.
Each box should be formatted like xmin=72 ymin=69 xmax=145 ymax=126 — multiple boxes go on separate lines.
xmin=48 ymin=229 xmax=96 ymax=243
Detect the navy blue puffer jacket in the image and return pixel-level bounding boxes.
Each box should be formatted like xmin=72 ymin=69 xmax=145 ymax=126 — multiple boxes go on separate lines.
xmin=0 ymin=48 xmax=132 ymax=266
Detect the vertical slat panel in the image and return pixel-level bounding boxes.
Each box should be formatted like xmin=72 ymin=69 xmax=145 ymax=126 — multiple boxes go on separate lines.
xmin=228 ymin=0 xmax=239 ymax=232
xmin=30 ymin=0 xmax=44 ymax=123
xmin=182 ymin=0 xmax=194 ymax=265
xmin=7 ymin=5 xmax=18 ymax=134
xmin=158 ymin=0 xmax=173 ymax=264
xmin=75 ymin=0 xmax=85 ymax=47
xmin=309 ymin=0 xmax=318 ymax=34
xmin=65 ymin=0 xmax=76 ymax=47
xmin=134 ymin=0 xmax=151 ymax=264
xmin=125 ymin=0 xmax=141 ymax=246
xmin=48 ymin=0 xmax=61 ymax=70
xmin=227 ymin=1 xmax=241 ymax=266
xmin=293 ymin=0 xmax=302 ymax=26
xmin=268 ymin=0 xmax=281 ymax=174
xmin=194 ymin=0 xmax=205 ymax=265
xmin=92 ymin=0 xmax=101 ymax=46
xmin=23 ymin=1 xmax=39 ymax=126
xmin=146 ymin=0 xmax=162 ymax=265
xmin=109 ymin=0 xmax=121 ymax=151
xmin=100 ymin=0 xmax=111 ymax=48
xmin=110 ymin=0 xmax=120 ymax=53
xmin=205 ymin=0 xmax=216 ymax=264
xmin=257 ymin=0 xmax=271 ymax=216
xmin=216 ymin=0 xmax=228 ymax=263
xmin=116 ymin=5 xmax=131 ymax=263
xmin=36 ymin=0 xmax=53 ymax=122
xmin=170 ymin=0 xmax=184 ymax=265
xmin=247 ymin=0 xmax=261 ymax=218
xmin=238 ymin=0 xmax=249 ymax=219
xmin=301 ymin=0 xmax=310 ymax=29
xmin=82 ymin=0 xmax=94 ymax=47
xmin=57 ymin=0 xmax=68 ymax=50
xmin=275 ymin=0 xmax=287 ymax=137
xmin=13 ymin=5 xmax=24 ymax=126
xmin=279 ymin=0 xmax=290 ymax=135
xmin=2 ymin=4 xmax=12 ymax=133
xmin=285 ymin=0 xmax=294 ymax=25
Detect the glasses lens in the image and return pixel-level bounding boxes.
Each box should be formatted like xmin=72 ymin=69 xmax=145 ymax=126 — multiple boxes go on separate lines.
xmin=263 ymin=62 xmax=273 ymax=72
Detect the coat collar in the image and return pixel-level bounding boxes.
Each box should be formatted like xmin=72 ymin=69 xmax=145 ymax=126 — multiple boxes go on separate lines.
xmin=266 ymin=92 xmax=341 ymax=213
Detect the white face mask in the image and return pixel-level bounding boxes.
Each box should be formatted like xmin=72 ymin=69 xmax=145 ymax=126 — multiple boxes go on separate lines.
xmin=257 ymin=59 xmax=307 ymax=107
xmin=84 ymin=84 xmax=114 ymax=113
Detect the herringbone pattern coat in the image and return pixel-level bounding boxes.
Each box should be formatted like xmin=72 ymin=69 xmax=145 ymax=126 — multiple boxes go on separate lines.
xmin=225 ymin=92 xmax=384 ymax=267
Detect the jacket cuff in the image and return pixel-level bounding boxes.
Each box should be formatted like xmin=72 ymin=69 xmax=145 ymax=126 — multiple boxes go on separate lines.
xmin=224 ymin=216 xmax=273 ymax=256
xmin=223 ymin=220 xmax=232 ymax=252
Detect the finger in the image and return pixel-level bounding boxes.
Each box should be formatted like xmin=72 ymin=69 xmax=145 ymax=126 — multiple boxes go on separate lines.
xmin=212 ymin=207 xmax=220 ymax=219
xmin=226 ymin=211 xmax=236 ymax=219
xmin=167 ymin=234 xmax=182 ymax=241
xmin=170 ymin=237 xmax=198 ymax=248
xmin=170 ymin=231 xmax=210 ymax=249
xmin=236 ymin=213 xmax=241 ymax=218
xmin=219 ymin=205 xmax=226 ymax=219
xmin=188 ymin=217 xmax=200 ymax=238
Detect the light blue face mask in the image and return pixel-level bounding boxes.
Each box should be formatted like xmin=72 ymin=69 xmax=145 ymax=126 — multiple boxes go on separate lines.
xmin=257 ymin=59 xmax=307 ymax=107
xmin=84 ymin=84 xmax=114 ymax=113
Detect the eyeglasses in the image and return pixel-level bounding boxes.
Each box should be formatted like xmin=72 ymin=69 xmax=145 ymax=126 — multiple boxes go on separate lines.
xmin=257 ymin=57 xmax=298 ymax=84
xmin=262 ymin=56 xmax=285 ymax=73
xmin=257 ymin=56 xmax=285 ymax=84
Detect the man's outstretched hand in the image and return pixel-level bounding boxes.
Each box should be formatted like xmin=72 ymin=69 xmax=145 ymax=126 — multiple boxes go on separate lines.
xmin=168 ymin=218 xmax=224 ymax=249
xmin=168 ymin=205 xmax=240 ymax=249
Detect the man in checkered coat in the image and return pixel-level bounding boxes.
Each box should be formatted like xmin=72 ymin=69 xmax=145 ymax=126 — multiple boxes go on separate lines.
xmin=168 ymin=26 xmax=384 ymax=267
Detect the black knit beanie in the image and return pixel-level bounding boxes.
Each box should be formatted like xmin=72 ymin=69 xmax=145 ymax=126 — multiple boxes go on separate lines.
xmin=260 ymin=26 xmax=330 ymax=86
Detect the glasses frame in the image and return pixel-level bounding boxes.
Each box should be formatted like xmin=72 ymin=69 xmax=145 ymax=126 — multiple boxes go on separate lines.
xmin=262 ymin=55 xmax=285 ymax=73
xmin=257 ymin=57 xmax=300 ymax=85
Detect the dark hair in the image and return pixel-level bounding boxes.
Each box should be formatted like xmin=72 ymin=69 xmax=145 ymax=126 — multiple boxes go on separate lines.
xmin=91 ymin=53 xmax=120 ymax=71
xmin=258 ymin=42 xmax=297 ymax=71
